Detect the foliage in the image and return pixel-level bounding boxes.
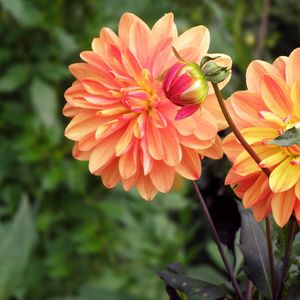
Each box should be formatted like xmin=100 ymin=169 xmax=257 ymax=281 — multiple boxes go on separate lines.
xmin=1 ymin=0 xmax=300 ymax=299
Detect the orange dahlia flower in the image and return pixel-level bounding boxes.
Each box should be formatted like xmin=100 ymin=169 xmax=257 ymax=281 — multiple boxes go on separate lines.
xmin=63 ymin=13 xmax=231 ymax=200
xmin=223 ymin=48 xmax=300 ymax=227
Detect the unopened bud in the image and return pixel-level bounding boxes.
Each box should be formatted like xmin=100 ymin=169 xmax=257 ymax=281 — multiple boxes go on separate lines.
xmin=203 ymin=61 xmax=230 ymax=84
xmin=163 ymin=62 xmax=208 ymax=120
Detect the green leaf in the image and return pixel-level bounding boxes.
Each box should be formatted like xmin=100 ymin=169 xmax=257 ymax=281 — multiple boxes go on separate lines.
xmin=269 ymin=127 xmax=300 ymax=146
xmin=0 ymin=64 xmax=31 ymax=92
xmin=292 ymin=232 xmax=300 ymax=256
xmin=239 ymin=208 xmax=272 ymax=299
xmin=0 ymin=197 xmax=36 ymax=300
xmin=36 ymin=62 xmax=70 ymax=82
xmin=30 ymin=78 xmax=60 ymax=132
xmin=158 ymin=264 xmax=227 ymax=300
xmin=284 ymin=282 xmax=300 ymax=300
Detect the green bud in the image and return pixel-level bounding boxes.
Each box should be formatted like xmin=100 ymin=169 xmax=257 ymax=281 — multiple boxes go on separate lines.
xmin=202 ymin=61 xmax=231 ymax=84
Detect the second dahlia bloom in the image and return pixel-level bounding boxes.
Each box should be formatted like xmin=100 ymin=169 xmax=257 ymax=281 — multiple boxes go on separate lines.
xmin=64 ymin=13 xmax=231 ymax=200
xmin=223 ymin=48 xmax=300 ymax=227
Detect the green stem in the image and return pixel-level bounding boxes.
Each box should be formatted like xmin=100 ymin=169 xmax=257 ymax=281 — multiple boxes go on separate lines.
xmin=192 ymin=181 xmax=245 ymax=300
xmin=275 ymin=218 xmax=297 ymax=300
xmin=212 ymin=83 xmax=276 ymax=299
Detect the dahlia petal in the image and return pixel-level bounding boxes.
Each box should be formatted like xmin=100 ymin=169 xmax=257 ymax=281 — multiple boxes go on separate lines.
xmin=286 ymin=48 xmax=300 ymax=85
xmin=271 ymin=189 xmax=296 ymax=227
xmin=65 ymin=112 xmax=102 ymax=141
xmin=294 ymin=200 xmax=300 ymax=222
xmin=222 ymin=133 xmax=243 ymax=162
xmin=240 ymin=127 xmax=278 ymax=144
xmin=261 ymin=74 xmax=291 ymax=118
xmin=72 ymin=143 xmax=91 ymax=161
xmin=150 ymin=161 xmax=175 ymax=193
xmin=115 ymin=121 xmax=135 ymax=156
xmin=122 ymin=171 xmax=140 ymax=191
xmin=270 ymin=157 xmax=300 ymax=193
xmin=295 ymin=180 xmax=300 ymax=199
xmin=228 ymin=91 xmax=267 ymax=129
xmin=232 ymin=150 xmax=261 ymax=176
xmin=160 ymin=126 xmax=182 ymax=166
xmin=152 ymin=13 xmax=177 ymax=43
xmin=258 ymin=111 xmax=285 ymax=129
xmin=175 ymin=147 xmax=201 ymax=180
xmin=199 ymin=135 xmax=223 ymax=159
xmin=118 ymin=13 xmax=139 ymax=47
xmin=175 ymin=116 xmax=198 ymax=136
xmin=63 ymin=103 xmax=83 ymax=117
xmin=146 ymin=121 xmax=164 ymax=160
xmin=291 ymin=78 xmax=300 ymax=118
xmin=89 ymin=130 xmax=123 ymax=173
xmin=201 ymin=95 xmax=227 ymax=130
xmin=259 ymin=151 xmax=287 ymax=168
xmin=119 ymin=143 xmax=138 ymax=179
xmin=78 ymin=133 xmax=99 ymax=151
xmin=141 ymin=138 xmax=153 ymax=175
xmin=252 ymin=193 xmax=272 ymax=222
xmin=233 ymin=175 xmax=258 ymax=198
xmin=179 ymin=134 xmax=213 ymax=150
xmin=193 ymin=110 xmax=218 ymax=140
xmin=246 ymin=60 xmax=282 ymax=93
xmin=173 ymin=25 xmax=209 ymax=63
xmin=273 ymin=56 xmax=288 ymax=81
xmin=175 ymin=104 xmax=200 ymax=121
xmin=136 ymin=175 xmax=158 ymax=201
xmin=101 ymin=159 xmax=121 ymax=188
xmin=129 ymin=18 xmax=152 ymax=67
xmin=243 ymin=173 xmax=270 ymax=208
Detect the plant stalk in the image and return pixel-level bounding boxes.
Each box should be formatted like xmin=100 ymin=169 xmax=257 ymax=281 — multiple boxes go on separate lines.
xmin=275 ymin=218 xmax=297 ymax=300
xmin=212 ymin=83 xmax=276 ymax=299
xmin=192 ymin=181 xmax=245 ymax=300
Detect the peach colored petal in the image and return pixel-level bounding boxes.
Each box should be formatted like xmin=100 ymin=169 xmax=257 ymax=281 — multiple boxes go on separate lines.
xmin=150 ymin=161 xmax=175 ymax=192
xmin=101 ymin=159 xmax=121 ymax=188
xmin=118 ymin=13 xmax=140 ymax=47
xmin=233 ymin=150 xmax=261 ymax=176
xmin=273 ymin=56 xmax=288 ymax=81
xmin=271 ymin=189 xmax=296 ymax=227
xmin=175 ymin=147 xmax=201 ymax=180
xmin=89 ymin=129 xmax=123 ymax=173
xmin=246 ymin=60 xmax=282 ymax=93
xmin=129 ymin=18 xmax=152 ymax=67
xmin=72 ymin=143 xmax=91 ymax=161
xmin=119 ymin=142 xmax=139 ymax=179
xmin=222 ymin=133 xmax=243 ymax=162
xmin=261 ymin=74 xmax=291 ymax=118
xmin=160 ymin=126 xmax=182 ymax=166
xmin=240 ymin=127 xmax=278 ymax=144
xmin=259 ymin=150 xmax=287 ymax=168
xmin=151 ymin=13 xmax=177 ymax=45
xmin=65 ymin=112 xmax=101 ymax=141
xmin=199 ymin=136 xmax=223 ymax=159
xmin=294 ymin=200 xmax=300 ymax=222
xmin=252 ymin=192 xmax=272 ymax=222
xmin=173 ymin=25 xmax=210 ymax=63
xmin=201 ymin=95 xmax=227 ymax=130
xmin=136 ymin=175 xmax=158 ymax=201
xmin=286 ymin=48 xmax=300 ymax=86
xmin=227 ymin=91 xmax=267 ymax=129
xmin=295 ymin=180 xmax=300 ymax=199
xmin=290 ymin=78 xmax=300 ymax=118
xmin=243 ymin=173 xmax=270 ymax=208
xmin=270 ymin=157 xmax=300 ymax=193
xmin=145 ymin=121 xmax=164 ymax=160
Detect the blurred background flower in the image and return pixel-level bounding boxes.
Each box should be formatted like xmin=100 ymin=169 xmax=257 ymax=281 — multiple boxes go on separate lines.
xmin=0 ymin=0 xmax=300 ymax=299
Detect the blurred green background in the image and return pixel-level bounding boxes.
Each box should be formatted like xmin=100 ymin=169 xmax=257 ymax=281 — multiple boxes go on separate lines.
xmin=0 ymin=0 xmax=299 ymax=299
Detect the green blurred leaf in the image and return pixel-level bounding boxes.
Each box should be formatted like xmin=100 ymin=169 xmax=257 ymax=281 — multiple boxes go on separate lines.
xmin=269 ymin=127 xmax=300 ymax=146
xmin=30 ymin=77 xmax=60 ymax=132
xmin=284 ymin=282 xmax=300 ymax=300
xmin=36 ymin=62 xmax=70 ymax=82
xmin=158 ymin=264 xmax=227 ymax=300
xmin=0 ymin=197 xmax=36 ymax=300
xmin=293 ymin=232 xmax=300 ymax=256
xmin=239 ymin=208 xmax=272 ymax=299
xmin=0 ymin=64 xmax=31 ymax=92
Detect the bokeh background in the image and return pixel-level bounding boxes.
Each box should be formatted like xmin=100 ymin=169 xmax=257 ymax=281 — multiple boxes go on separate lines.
xmin=0 ymin=0 xmax=299 ymax=299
